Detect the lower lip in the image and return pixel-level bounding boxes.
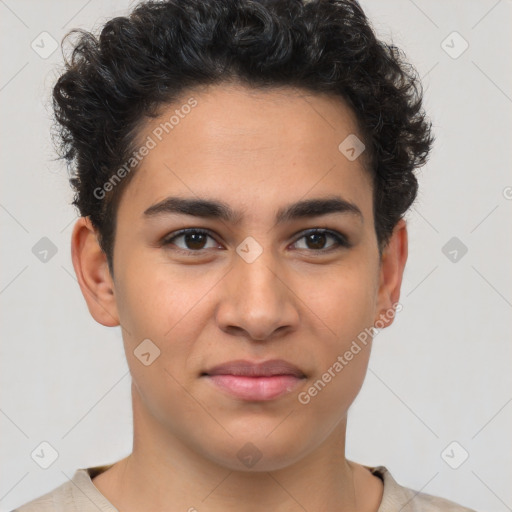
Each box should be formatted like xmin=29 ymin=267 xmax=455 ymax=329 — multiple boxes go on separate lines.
xmin=205 ymin=374 xmax=304 ymax=401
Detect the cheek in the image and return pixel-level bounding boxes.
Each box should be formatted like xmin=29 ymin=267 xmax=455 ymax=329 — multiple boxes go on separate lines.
xmin=297 ymin=296 xmax=375 ymax=427
xmin=113 ymin=259 xmax=220 ymax=397
xmin=113 ymin=264 xmax=205 ymax=429
xmin=114 ymin=256 xmax=214 ymax=341
xmin=298 ymin=259 xmax=378 ymax=406
xmin=308 ymin=257 xmax=379 ymax=340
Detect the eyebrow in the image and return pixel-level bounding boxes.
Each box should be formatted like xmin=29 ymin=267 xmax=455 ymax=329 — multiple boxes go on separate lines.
xmin=143 ymin=195 xmax=363 ymax=224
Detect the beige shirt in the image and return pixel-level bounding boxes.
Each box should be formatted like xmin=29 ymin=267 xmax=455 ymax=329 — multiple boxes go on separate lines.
xmin=12 ymin=464 xmax=476 ymax=511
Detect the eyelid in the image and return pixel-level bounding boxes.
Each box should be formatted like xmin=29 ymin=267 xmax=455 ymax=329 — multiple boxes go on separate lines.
xmin=161 ymin=228 xmax=221 ymax=250
xmin=161 ymin=227 xmax=351 ymax=254
xmin=294 ymin=228 xmax=351 ymax=249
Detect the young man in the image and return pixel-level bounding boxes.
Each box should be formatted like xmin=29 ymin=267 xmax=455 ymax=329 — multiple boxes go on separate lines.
xmin=14 ymin=0 xmax=476 ymax=510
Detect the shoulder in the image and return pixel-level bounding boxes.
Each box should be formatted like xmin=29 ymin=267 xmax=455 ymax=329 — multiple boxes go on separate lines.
xmin=369 ymin=465 xmax=477 ymax=512
xmin=12 ymin=467 xmax=118 ymax=512
xmin=12 ymin=479 xmax=75 ymax=512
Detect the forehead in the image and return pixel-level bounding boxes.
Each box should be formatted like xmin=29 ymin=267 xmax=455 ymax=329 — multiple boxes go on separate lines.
xmin=139 ymin=82 xmax=366 ymax=151
xmin=119 ymin=83 xmax=373 ymax=223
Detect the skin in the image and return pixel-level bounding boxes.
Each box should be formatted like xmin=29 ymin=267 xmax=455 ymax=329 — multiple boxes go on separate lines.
xmin=71 ymin=83 xmax=408 ymax=512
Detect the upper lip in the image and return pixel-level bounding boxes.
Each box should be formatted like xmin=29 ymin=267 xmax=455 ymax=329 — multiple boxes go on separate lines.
xmin=203 ymin=359 xmax=305 ymax=378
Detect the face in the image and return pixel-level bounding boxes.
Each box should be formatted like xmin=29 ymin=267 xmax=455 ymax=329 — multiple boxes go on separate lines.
xmin=73 ymin=83 xmax=407 ymax=472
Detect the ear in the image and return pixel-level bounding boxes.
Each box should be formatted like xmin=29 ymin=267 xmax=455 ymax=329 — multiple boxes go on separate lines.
xmin=374 ymin=218 xmax=408 ymax=328
xmin=71 ymin=216 xmax=119 ymax=327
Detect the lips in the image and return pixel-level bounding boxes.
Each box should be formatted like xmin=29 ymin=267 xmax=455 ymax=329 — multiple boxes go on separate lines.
xmin=202 ymin=359 xmax=306 ymax=401
xmin=203 ymin=359 xmax=305 ymax=378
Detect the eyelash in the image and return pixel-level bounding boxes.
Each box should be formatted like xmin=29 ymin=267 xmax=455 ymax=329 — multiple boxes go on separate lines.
xmin=161 ymin=228 xmax=351 ymax=256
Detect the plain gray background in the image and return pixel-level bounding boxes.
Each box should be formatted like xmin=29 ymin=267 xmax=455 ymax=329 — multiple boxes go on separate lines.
xmin=1 ymin=1 xmax=511 ymax=511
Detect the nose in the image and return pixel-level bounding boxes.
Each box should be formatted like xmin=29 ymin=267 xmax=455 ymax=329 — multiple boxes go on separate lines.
xmin=215 ymin=248 xmax=300 ymax=342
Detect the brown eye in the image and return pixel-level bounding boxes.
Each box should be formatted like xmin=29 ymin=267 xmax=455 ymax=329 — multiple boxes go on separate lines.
xmin=305 ymin=232 xmax=328 ymax=250
xmin=293 ymin=229 xmax=350 ymax=251
xmin=162 ymin=229 xmax=219 ymax=253
xmin=181 ymin=232 xmax=209 ymax=250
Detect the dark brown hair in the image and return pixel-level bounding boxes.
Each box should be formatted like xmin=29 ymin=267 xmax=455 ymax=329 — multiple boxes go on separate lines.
xmin=53 ymin=0 xmax=434 ymax=275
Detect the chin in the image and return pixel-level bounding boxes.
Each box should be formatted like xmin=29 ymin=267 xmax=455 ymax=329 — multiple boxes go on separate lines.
xmin=198 ymin=429 xmax=313 ymax=473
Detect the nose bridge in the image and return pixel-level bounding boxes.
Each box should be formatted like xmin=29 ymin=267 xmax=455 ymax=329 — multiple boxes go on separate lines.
xmin=217 ymin=237 xmax=299 ymax=340
xmin=237 ymin=240 xmax=280 ymax=300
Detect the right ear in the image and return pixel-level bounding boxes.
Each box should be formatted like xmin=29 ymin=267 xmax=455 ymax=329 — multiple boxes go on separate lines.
xmin=70 ymin=217 xmax=120 ymax=327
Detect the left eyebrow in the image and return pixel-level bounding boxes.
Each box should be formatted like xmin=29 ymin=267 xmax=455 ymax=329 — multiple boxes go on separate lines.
xmin=143 ymin=195 xmax=363 ymax=224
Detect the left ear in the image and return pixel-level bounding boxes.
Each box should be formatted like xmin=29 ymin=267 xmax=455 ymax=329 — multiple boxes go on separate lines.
xmin=374 ymin=218 xmax=408 ymax=328
xmin=71 ymin=216 xmax=119 ymax=327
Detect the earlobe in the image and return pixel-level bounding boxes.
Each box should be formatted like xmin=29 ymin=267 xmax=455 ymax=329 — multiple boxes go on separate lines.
xmin=374 ymin=218 xmax=408 ymax=329
xmin=71 ymin=217 xmax=120 ymax=327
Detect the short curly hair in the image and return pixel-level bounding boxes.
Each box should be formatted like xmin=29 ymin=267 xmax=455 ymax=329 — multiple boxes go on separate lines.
xmin=53 ymin=0 xmax=434 ymax=276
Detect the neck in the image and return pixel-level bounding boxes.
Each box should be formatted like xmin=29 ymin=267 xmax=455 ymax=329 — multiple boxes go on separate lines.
xmin=93 ymin=383 xmax=381 ymax=512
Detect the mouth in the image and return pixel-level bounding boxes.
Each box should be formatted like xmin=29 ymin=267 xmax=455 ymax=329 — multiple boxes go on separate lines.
xmin=201 ymin=359 xmax=306 ymax=401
